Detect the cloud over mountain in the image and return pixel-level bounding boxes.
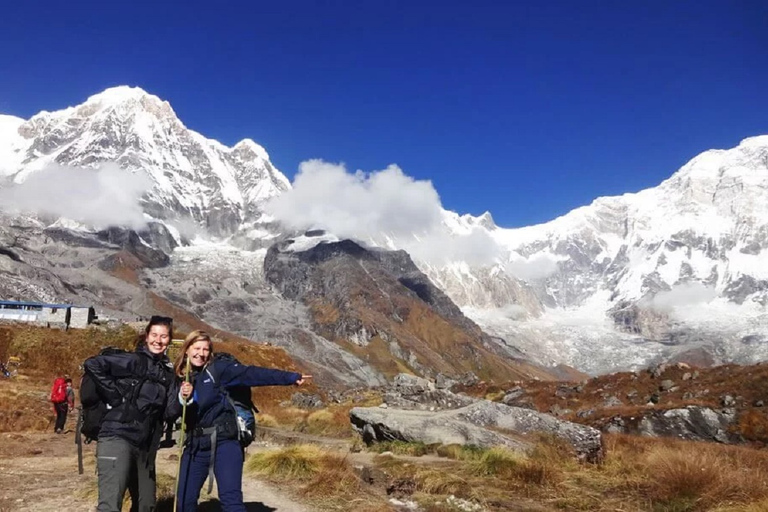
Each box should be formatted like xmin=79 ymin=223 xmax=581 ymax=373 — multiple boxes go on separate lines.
xmin=265 ymin=159 xmax=504 ymax=265
xmin=0 ymin=163 xmax=151 ymax=229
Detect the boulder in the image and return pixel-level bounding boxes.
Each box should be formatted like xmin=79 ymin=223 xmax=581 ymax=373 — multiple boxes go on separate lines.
xmin=636 ymin=406 xmax=740 ymax=443
xmin=435 ymin=373 xmax=456 ymax=390
xmin=659 ymin=380 xmax=675 ymax=391
xmin=501 ymin=386 xmax=526 ymax=405
xmin=291 ymin=392 xmax=324 ymax=409
xmin=393 ymin=373 xmax=434 ymax=393
xmin=351 ymin=407 xmax=531 ymax=453
xmin=383 ymin=388 xmax=476 ymax=411
xmin=350 ymin=400 xmax=604 ymax=463
xmin=649 ymin=363 xmax=668 ymax=378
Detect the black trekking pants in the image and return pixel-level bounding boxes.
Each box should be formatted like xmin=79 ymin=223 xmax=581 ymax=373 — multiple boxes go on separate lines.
xmin=54 ymin=402 xmax=68 ymax=432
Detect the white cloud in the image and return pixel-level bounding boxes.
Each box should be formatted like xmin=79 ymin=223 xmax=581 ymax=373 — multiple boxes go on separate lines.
xmin=402 ymin=228 xmax=504 ymax=267
xmin=265 ymin=160 xmax=443 ymax=237
xmin=506 ymin=253 xmax=560 ymax=281
xmin=647 ymin=282 xmax=717 ymax=312
xmin=265 ymin=160 xmax=504 ymax=266
xmin=0 ymin=162 xmax=151 ymax=229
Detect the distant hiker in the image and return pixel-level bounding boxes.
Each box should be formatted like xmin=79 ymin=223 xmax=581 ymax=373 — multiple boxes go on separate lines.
xmin=174 ymin=330 xmax=310 ymax=512
xmin=83 ymin=315 xmax=191 ymax=512
xmin=67 ymin=378 xmax=75 ymax=408
xmin=50 ymin=375 xmax=71 ymax=433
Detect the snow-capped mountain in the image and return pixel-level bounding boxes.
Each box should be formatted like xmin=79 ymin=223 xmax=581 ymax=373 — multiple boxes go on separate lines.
xmin=423 ymin=136 xmax=768 ymax=373
xmin=1 ymin=86 xmax=767 ymax=376
xmin=0 ymin=86 xmax=288 ymax=237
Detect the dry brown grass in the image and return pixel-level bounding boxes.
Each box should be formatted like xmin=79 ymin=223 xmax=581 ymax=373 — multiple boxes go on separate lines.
xmin=736 ymin=409 xmax=768 ymax=444
xmin=0 ymin=324 xmax=140 ymax=432
xmin=459 ymin=361 xmax=768 ymax=452
xmin=256 ymin=391 xmax=381 ymax=438
xmin=0 ymin=377 xmax=55 ymax=431
xmin=245 ymin=444 xmax=324 ymax=480
xmin=255 ymin=413 xmax=279 ymax=428
xmin=0 ymin=321 xmax=314 ymax=432
xmin=642 ymin=442 xmax=768 ymax=511
xmin=245 ymin=444 xmax=386 ymax=510
xmin=363 ymin=434 xmax=768 ymax=512
xmin=2 ymin=324 xmax=138 ymax=378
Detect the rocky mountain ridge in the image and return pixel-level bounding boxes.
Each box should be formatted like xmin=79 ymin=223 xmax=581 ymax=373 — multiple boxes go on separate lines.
xmin=1 ymin=86 xmax=767 ymax=376
xmin=0 ymin=86 xmax=288 ymax=237
xmin=430 ymin=136 xmax=768 ymax=373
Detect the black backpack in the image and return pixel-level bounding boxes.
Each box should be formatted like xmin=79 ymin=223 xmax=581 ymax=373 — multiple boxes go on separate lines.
xmin=211 ymin=353 xmax=258 ymax=448
xmin=78 ymin=347 xmax=148 ymax=443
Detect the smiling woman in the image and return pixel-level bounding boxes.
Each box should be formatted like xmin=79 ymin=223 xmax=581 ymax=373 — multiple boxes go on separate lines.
xmin=82 ymin=315 xmax=187 ymax=512
xmin=145 ymin=319 xmax=172 ymax=355
xmin=172 ymin=330 xmax=311 ymax=511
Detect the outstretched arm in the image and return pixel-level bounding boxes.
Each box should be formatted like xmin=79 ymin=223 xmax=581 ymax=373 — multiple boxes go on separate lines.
xmin=217 ymin=360 xmax=307 ymax=388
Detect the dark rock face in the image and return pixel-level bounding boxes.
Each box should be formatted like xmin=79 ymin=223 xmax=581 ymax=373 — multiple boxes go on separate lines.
xmin=724 ymin=275 xmax=768 ymax=305
xmin=635 ymin=406 xmax=740 ymax=443
xmin=263 ymin=238 xmax=550 ymax=383
xmin=138 ymin=221 xmax=180 ymax=255
xmin=265 ymin=240 xmax=482 ymax=336
xmin=44 ymin=227 xmax=111 ymax=249
xmin=0 ymin=246 xmax=22 ymax=262
xmin=96 ymin=227 xmax=170 ymax=268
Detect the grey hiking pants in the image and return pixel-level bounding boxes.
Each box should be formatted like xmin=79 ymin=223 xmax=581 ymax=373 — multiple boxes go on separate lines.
xmin=96 ymin=436 xmax=157 ymax=512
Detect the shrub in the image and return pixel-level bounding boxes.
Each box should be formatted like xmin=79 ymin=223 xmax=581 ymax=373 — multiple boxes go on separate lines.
xmin=245 ymin=444 xmax=324 ymax=480
xmin=370 ymin=440 xmax=435 ymax=457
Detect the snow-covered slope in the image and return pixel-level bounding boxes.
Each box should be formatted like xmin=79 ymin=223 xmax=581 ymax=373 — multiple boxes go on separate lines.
xmin=2 ymin=86 xmax=766 ymax=375
xmin=424 ymin=136 xmax=768 ymax=373
xmin=0 ymin=86 xmax=289 ymax=236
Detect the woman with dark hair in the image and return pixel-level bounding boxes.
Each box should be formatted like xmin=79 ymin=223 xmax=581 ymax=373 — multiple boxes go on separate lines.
xmin=174 ymin=330 xmax=310 ymax=512
xmin=84 ymin=315 xmax=191 ymax=512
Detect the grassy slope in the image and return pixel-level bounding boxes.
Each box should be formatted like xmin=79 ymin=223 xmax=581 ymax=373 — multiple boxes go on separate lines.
xmin=459 ymin=362 xmax=768 ymax=446
xmin=0 ymin=322 xmax=313 ymax=433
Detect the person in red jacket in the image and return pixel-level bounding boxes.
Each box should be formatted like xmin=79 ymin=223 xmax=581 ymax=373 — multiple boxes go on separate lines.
xmin=51 ymin=376 xmax=72 ymax=434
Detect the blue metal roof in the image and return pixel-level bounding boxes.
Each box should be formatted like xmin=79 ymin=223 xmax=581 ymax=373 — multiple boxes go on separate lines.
xmin=0 ymin=300 xmax=92 ymax=309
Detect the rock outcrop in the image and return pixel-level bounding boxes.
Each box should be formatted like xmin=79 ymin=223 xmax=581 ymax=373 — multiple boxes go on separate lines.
xmin=350 ymin=400 xmax=604 ymax=463
xmin=635 ymin=406 xmax=740 ymax=443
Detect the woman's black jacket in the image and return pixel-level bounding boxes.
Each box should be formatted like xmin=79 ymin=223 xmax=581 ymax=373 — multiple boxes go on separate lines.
xmin=83 ymin=345 xmax=181 ymax=448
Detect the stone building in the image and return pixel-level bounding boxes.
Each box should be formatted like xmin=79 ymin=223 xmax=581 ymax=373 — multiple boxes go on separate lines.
xmin=0 ymin=300 xmax=96 ymax=329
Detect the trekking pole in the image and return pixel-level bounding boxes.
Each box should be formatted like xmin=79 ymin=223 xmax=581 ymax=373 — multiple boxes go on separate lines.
xmin=173 ymin=357 xmax=191 ymax=512
xmin=75 ymin=406 xmax=84 ymax=475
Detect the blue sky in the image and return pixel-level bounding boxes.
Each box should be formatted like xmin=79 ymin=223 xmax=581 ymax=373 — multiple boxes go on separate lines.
xmin=1 ymin=1 xmax=766 ymax=228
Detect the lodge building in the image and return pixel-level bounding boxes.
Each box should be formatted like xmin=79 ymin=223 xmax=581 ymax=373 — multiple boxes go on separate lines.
xmin=0 ymin=300 xmax=96 ymax=329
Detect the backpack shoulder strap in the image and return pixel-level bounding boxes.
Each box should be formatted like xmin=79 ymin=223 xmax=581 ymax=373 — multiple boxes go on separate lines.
xmin=119 ymin=354 xmax=151 ymax=420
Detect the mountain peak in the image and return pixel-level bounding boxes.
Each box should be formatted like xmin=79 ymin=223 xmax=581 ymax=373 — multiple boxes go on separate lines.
xmin=85 ymin=85 xmax=153 ymax=105
xmin=234 ymin=138 xmax=270 ymax=161
xmin=740 ymin=134 xmax=768 ymax=148
xmin=76 ymin=86 xmax=177 ymax=121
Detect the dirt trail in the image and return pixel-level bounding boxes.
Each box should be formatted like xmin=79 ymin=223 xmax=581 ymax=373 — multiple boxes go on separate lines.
xmin=154 ymin=443 xmax=309 ymax=512
xmin=0 ymin=429 xmax=309 ymax=512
